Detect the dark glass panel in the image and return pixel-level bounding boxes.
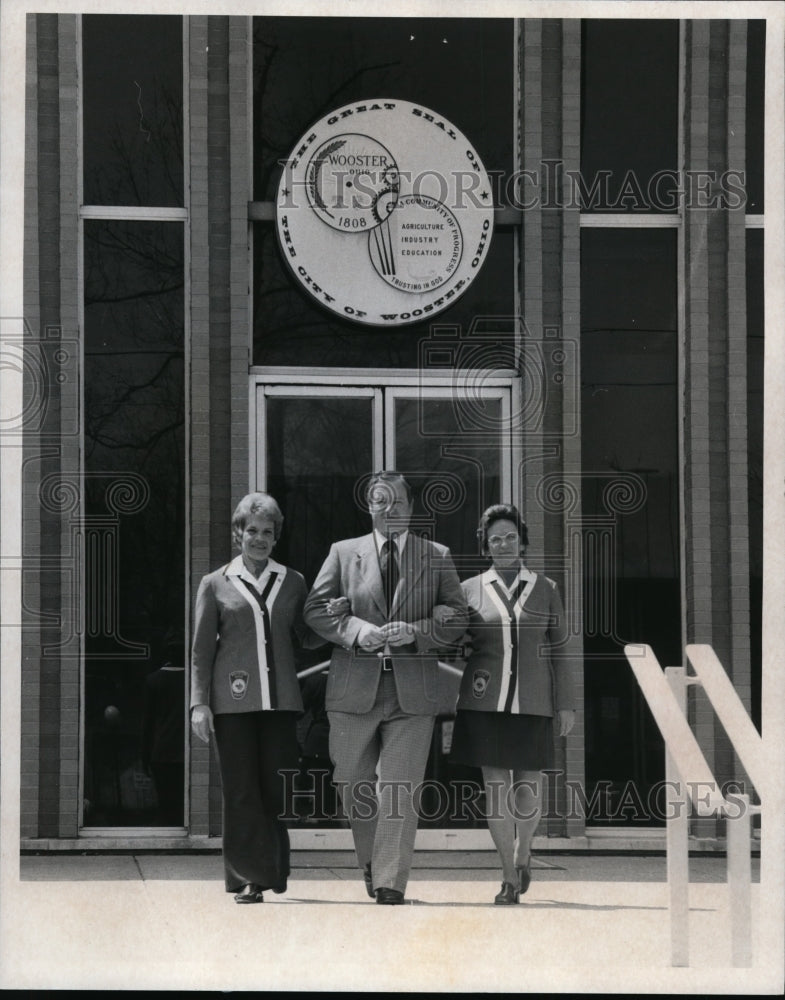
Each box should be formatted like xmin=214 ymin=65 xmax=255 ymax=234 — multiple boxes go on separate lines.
xmin=253 ymin=17 xmax=513 ymax=201
xmin=746 ymin=228 xmax=763 ymax=731
xmin=253 ymin=225 xmax=514 ymax=367
xmin=580 ymin=228 xmax=679 ymax=824
xmin=83 ymin=220 xmax=185 ymax=827
xmin=581 ymin=20 xmax=679 ymax=213
xmin=82 ymin=14 xmax=183 ymax=206
xmin=745 ymin=21 xmax=765 ymax=213
xmin=266 ymin=393 xmax=375 ymax=829
xmin=265 ymin=394 xmax=374 ymax=587
xmin=393 ymin=395 xmax=501 ymax=575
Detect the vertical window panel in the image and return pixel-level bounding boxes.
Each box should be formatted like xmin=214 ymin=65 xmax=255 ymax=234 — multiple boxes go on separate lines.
xmin=745 ymin=20 xmax=765 ymax=213
xmin=581 ymin=20 xmax=679 ymax=212
xmin=83 ymin=220 xmax=185 ymax=826
xmin=82 ymin=14 xmax=184 ymax=206
xmin=746 ymin=228 xmax=763 ymax=730
xmin=580 ymin=228 xmax=680 ymax=824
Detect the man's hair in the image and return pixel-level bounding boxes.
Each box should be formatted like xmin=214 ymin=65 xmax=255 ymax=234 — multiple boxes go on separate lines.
xmin=365 ymin=471 xmax=413 ymax=506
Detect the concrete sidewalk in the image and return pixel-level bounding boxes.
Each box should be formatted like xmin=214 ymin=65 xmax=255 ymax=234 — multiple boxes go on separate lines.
xmin=19 ymin=848 xmax=761 ymax=885
xmin=6 ymin=851 xmax=778 ymax=994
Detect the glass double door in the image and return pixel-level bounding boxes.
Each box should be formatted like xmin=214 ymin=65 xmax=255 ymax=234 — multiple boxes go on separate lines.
xmin=254 ymin=377 xmax=515 ymax=832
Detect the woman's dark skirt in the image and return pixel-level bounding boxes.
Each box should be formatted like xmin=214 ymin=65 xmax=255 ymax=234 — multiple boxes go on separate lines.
xmin=450 ymin=709 xmax=555 ymax=771
xmin=213 ymin=710 xmax=300 ymax=893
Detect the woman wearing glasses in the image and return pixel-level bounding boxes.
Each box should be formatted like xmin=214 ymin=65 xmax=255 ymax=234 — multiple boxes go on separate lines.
xmin=449 ymin=503 xmax=576 ymax=905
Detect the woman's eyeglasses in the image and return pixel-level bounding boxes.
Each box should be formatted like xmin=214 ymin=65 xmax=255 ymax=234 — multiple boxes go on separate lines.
xmin=487 ymin=532 xmax=519 ymax=548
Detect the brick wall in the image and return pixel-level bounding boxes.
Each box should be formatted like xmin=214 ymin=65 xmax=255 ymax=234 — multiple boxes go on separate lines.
xmin=683 ymin=19 xmax=753 ymax=834
xmin=520 ymin=19 xmax=586 ymax=839
xmin=188 ymin=14 xmax=212 ymax=837
xmin=21 ymin=12 xmax=41 ymax=840
xmin=21 ymin=13 xmax=81 ymax=839
xmin=559 ymin=20 xmax=585 ymax=839
xmin=188 ymin=15 xmax=252 ymax=838
xmin=228 ymin=16 xmax=251 ymax=514
xmin=56 ymin=14 xmax=81 ymax=838
xmin=34 ymin=11 xmax=62 ymax=840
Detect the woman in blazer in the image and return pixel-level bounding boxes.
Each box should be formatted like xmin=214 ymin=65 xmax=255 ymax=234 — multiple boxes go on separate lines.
xmin=190 ymin=492 xmax=310 ymax=904
xmin=450 ymin=504 xmax=576 ymax=904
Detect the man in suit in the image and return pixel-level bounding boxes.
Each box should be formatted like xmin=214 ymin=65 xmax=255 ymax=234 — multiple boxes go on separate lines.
xmin=303 ymin=471 xmax=467 ymax=904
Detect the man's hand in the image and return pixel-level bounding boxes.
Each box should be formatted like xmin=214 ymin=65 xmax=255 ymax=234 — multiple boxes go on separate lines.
xmin=433 ymin=605 xmax=463 ymax=626
xmin=191 ymin=703 xmax=215 ymax=743
xmin=381 ymin=621 xmax=417 ymax=647
xmin=326 ymin=596 xmax=351 ymax=617
xmin=357 ymin=625 xmax=386 ymax=649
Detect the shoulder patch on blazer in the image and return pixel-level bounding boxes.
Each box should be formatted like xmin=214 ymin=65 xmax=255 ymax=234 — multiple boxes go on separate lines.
xmin=230 ymin=670 xmax=249 ymax=700
xmin=472 ymin=669 xmax=490 ymax=698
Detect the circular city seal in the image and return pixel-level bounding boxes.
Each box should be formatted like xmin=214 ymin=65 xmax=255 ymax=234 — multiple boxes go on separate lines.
xmin=305 ymin=133 xmax=400 ymax=232
xmin=276 ymin=99 xmax=494 ymax=327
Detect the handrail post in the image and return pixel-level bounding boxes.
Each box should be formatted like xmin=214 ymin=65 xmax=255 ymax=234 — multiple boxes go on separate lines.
xmin=665 ymin=667 xmax=691 ymax=967
xmin=726 ymin=792 xmax=756 ymax=967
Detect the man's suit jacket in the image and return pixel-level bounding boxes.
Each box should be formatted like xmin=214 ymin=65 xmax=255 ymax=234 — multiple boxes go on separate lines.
xmin=303 ymin=533 xmax=468 ymax=716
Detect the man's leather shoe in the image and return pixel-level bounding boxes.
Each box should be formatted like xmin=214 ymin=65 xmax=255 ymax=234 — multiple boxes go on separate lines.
xmin=375 ymin=887 xmax=404 ymax=905
xmin=234 ymin=883 xmax=264 ymax=903
xmin=363 ymin=863 xmax=374 ymax=899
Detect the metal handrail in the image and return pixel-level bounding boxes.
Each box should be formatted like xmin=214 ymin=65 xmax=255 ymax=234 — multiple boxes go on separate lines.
xmin=624 ymin=643 xmax=761 ymax=968
xmin=625 ymin=644 xmax=725 ymax=812
xmin=685 ymin=644 xmax=764 ymax=795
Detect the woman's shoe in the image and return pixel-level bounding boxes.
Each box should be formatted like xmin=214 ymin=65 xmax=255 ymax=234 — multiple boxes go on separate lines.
xmin=234 ymin=883 xmax=264 ymax=903
xmin=516 ymin=859 xmax=532 ymax=895
xmin=494 ymin=881 xmax=520 ymax=905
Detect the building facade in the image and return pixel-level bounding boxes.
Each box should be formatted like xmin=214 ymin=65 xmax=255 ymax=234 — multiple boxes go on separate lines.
xmin=19 ymin=13 xmax=764 ymax=849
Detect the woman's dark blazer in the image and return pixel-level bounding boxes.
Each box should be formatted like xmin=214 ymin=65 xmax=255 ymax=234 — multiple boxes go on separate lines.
xmin=455 ymin=568 xmax=575 ymax=717
xmin=191 ymin=556 xmax=307 ymax=715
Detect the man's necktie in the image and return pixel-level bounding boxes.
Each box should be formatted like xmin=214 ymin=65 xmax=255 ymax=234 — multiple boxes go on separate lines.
xmin=381 ymin=537 xmax=399 ymax=609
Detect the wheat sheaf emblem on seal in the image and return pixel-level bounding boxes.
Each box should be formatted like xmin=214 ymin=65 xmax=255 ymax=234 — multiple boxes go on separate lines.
xmin=306 ymin=133 xmax=400 ymax=232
